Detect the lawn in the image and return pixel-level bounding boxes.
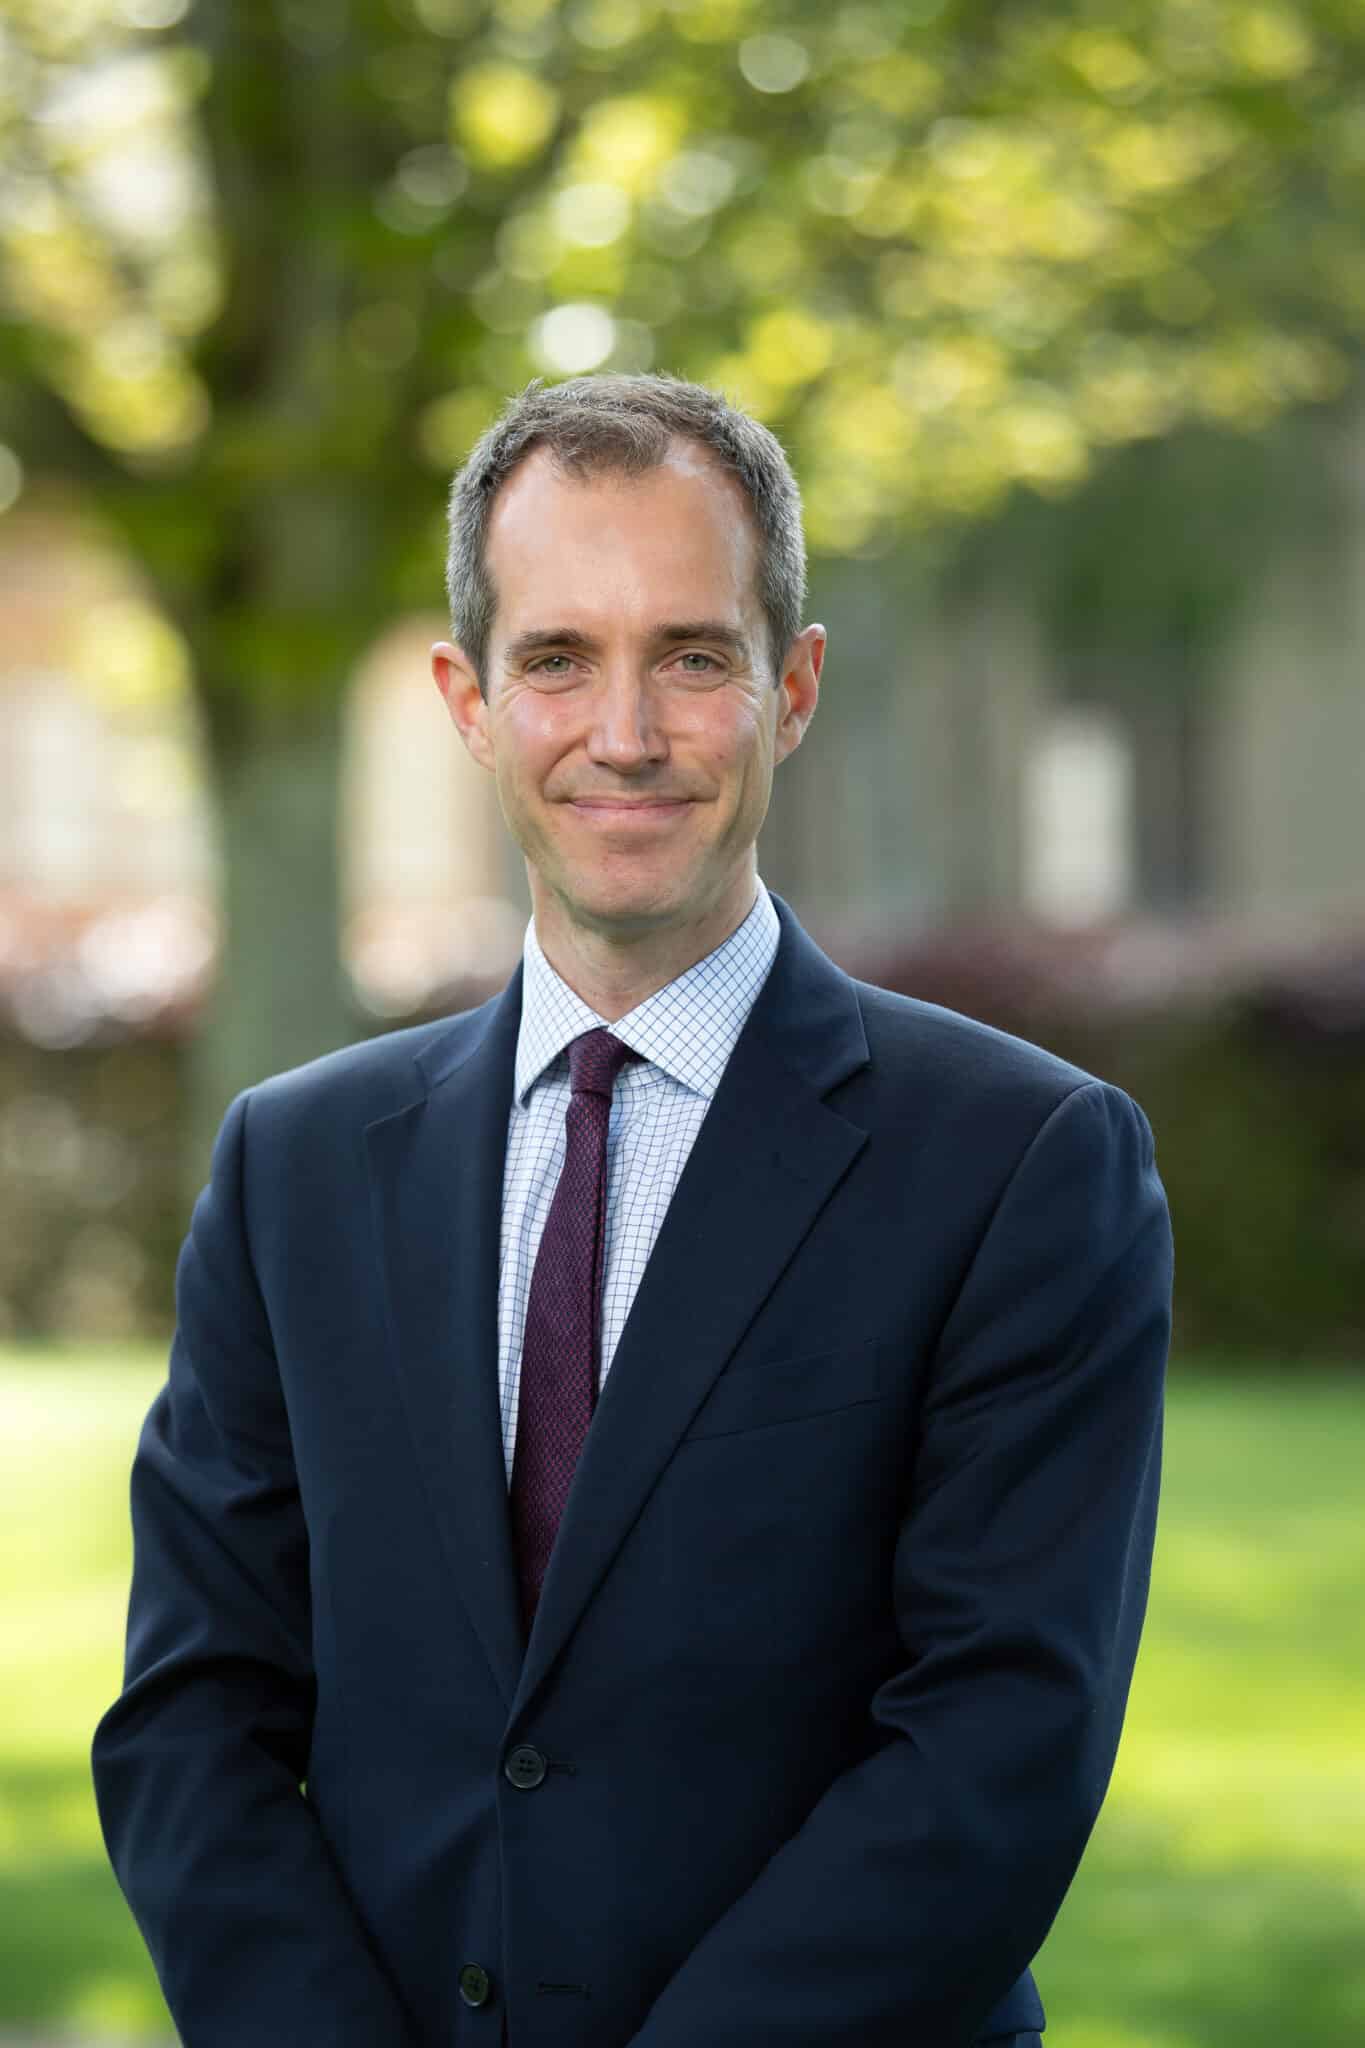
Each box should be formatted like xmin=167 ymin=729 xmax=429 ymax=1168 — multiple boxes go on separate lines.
xmin=3 ymin=1351 xmax=1364 ymax=2045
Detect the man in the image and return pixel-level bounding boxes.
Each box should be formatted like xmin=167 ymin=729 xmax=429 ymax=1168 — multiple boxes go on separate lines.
xmin=93 ymin=373 xmax=1171 ymax=2048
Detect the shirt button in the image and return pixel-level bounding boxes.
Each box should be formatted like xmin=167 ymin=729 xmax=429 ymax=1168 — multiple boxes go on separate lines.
xmin=504 ymin=1742 xmax=548 ymax=1790
xmin=458 ymin=1962 xmax=493 ymax=2008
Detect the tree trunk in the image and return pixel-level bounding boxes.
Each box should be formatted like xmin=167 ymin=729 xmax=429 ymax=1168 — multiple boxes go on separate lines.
xmin=185 ymin=700 xmax=354 ymax=1188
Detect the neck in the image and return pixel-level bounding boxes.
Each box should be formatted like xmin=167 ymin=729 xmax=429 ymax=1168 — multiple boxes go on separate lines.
xmin=531 ymin=877 xmax=759 ymax=1022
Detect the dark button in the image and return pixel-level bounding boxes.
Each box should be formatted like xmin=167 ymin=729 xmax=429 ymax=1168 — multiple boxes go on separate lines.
xmin=458 ymin=1962 xmax=492 ymax=2008
xmin=504 ymin=1742 xmax=548 ymax=1790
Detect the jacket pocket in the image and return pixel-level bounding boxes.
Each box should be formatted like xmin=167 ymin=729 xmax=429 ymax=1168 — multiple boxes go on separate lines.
xmin=681 ymin=1337 xmax=887 ymax=1440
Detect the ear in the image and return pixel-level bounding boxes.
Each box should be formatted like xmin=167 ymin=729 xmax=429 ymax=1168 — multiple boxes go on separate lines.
xmin=432 ymin=641 xmax=495 ymax=773
xmin=773 ymin=624 xmax=825 ymax=767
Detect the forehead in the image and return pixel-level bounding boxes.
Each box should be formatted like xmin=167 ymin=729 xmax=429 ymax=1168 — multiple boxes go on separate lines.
xmin=483 ymin=441 xmax=761 ymax=634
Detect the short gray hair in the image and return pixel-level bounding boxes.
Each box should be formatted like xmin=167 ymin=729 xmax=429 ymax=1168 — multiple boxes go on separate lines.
xmin=445 ymin=373 xmax=807 ymax=693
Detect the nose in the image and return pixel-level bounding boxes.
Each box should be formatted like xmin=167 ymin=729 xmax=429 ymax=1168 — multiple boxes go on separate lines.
xmin=585 ymin=667 xmax=668 ymax=773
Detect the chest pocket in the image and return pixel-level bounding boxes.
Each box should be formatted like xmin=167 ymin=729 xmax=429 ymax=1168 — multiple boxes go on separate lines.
xmin=682 ymin=1337 xmax=887 ymax=1440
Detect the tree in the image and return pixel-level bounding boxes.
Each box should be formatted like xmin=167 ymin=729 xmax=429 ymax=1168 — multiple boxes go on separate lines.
xmin=2 ymin=0 xmax=1363 ymax=1156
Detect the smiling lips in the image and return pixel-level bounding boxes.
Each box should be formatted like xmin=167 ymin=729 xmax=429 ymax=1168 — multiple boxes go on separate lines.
xmin=569 ymin=797 xmax=691 ymax=815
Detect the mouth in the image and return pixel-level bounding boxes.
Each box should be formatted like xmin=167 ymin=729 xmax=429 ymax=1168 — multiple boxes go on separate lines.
xmin=568 ymin=797 xmax=691 ymax=816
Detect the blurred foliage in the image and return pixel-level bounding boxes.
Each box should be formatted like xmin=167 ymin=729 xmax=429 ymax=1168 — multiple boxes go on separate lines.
xmin=4 ymin=960 xmax=1363 ymax=1352
xmin=869 ymin=934 xmax=1365 ymax=1359
xmin=4 ymin=0 xmax=1364 ymax=1113
xmin=2 ymin=0 xmax=1364 ymax=680
xmin=1063 ymin=1009 xmax=1365 ymax=1361
xmin=0 ymin=1033 xmax=185 ymax=1341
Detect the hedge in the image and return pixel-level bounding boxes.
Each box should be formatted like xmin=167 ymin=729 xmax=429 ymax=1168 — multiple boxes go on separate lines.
xmin=2 ymin=960 xmax=1362 ymax=1360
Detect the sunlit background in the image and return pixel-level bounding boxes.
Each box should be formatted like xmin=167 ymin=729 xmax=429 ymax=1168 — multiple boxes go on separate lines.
xmin=1 ymin=0 xmax=1363 ymax=2040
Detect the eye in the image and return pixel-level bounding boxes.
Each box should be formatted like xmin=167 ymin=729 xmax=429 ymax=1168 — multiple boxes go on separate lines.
xmin=671 ymin=650 xmax=723 ymax=675
xmin=526 ymin=653 xmax=581 ymax=683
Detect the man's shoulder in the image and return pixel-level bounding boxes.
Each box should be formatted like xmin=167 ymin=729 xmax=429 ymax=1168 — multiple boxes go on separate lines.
xmin=848 ymin=975 xmax=1106 ymax=1119
xmin=242 ymin=993 xmax=502 ymax=1133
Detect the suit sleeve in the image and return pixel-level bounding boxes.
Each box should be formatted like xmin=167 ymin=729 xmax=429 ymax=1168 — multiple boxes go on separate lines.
xmin=91 ymin=1091 xmax=420 ymax=2048
xmin=629 ymin=1079 xmax=1172 ymax=2048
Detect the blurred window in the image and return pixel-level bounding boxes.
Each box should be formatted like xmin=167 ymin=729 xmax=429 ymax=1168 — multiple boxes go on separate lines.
xmin=341 ymin=622 xmax=522 ymax=1014
xmin=1023 ymin=708 xmax=1135 ymax=926
xmin=3 ymin=674 xmax=103 ymax=893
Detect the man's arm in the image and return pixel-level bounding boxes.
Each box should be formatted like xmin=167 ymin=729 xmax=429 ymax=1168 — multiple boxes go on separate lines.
xmin=630 ymin=1079 xmax=1171 ymax=2048
xmin=91 ymin=1091 xmax=420 ymax=2048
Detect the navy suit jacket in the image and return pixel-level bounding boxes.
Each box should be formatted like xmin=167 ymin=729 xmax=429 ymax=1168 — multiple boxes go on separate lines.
xmin=93 ymin=894 xmax=1171 ymax=2048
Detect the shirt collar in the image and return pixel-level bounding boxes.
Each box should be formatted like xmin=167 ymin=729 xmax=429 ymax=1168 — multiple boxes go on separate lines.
xmin=514 ymin=880 xmax=780 ymax=1105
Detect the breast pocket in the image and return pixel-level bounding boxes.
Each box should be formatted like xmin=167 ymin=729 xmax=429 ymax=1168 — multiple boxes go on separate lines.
xmin=681 ymin=1337 xmax=887 ymax=1440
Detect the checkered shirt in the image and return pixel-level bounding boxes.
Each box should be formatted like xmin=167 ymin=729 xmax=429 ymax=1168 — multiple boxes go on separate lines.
xmin=497 ymin=880 xmax=781 ymax=1479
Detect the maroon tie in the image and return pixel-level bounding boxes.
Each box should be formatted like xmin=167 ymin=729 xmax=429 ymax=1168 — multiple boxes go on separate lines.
xmin=511 ymin=1027 xmax=635 ymax=1628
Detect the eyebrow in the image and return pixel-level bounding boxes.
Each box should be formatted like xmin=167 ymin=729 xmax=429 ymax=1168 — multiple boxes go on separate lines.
xmin=501 ymin=621 xmax=753 ymax=664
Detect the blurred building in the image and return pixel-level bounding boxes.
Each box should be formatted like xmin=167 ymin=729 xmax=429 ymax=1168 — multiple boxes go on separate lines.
xmin=0 ymin=506 xmax=521 ymax=1037
xmin=1 ymin=415 xmax=1363 ymax=1034
xmin=779 ymin=407 xmax=1365 ymax=958
xmin=0 ymin=508 xmax=214 ymax=904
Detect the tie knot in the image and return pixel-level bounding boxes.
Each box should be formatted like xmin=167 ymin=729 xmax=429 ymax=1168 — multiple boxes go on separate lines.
xmin=568 ymin=1027 xmax=636 ymax=1098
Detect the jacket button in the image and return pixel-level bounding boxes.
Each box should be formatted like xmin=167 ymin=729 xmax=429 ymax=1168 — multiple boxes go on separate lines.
xmin=458 ymin=1962 xmax=492 ymax=2008
xmin=504 ymin=1742 xmax=548 ymax=1790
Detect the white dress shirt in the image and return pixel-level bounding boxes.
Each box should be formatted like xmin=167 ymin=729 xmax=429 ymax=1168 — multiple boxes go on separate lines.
xmin=497 ymin=880 xmax=781 ymax=1478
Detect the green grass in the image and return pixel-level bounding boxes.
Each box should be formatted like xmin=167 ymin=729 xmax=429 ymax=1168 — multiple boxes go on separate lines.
xmin=3 ymin=1351 xmax=1364 ymax=2044
xmin=1035 ymin=1371 xmax=1365 ymax=2046
xmin=1 ymin=1349 xmax=171 ymax=2039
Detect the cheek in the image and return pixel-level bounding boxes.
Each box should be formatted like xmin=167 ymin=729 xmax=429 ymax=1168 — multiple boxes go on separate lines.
xmin=495 ymin=701 xmax=570 ymax=789
xmin=711 ymin=707 xmax=772 ymax=801
xmin=685 ymin=694 xmax=769 ymax=769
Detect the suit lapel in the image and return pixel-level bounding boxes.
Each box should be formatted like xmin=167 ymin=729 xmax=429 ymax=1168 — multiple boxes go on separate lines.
xmin=513 ymin=900 xmax=871 ymax=1715
xmin=365 ymin=972 xmax=526 ymax=1708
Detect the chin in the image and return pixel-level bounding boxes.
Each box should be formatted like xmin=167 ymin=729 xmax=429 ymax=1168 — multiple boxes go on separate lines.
xmin=583 ymin=894 xmax=682 ymax=934
xmin=568 ymin=878 xmax=689 ymax=934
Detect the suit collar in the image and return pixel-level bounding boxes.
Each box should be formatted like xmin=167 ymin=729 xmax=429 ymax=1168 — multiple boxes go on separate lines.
xmin=412 ymin=891 xmax=864 ymax=1100
xmin=751 ymin=890 xmax=871 ymax=1103
xmin=414 ymin=964 xmax=522 ymax=1093
xmin=368 ymin=894 xmax=870 ymax=1715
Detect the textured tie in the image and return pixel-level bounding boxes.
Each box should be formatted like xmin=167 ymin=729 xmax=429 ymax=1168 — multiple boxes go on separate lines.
xmin=511 ymin=1027 xmax=636 ymax=1628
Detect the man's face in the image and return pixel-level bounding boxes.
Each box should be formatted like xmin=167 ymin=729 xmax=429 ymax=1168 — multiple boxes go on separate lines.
xmin=434 ymin=440 xmax=822 ymax=949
